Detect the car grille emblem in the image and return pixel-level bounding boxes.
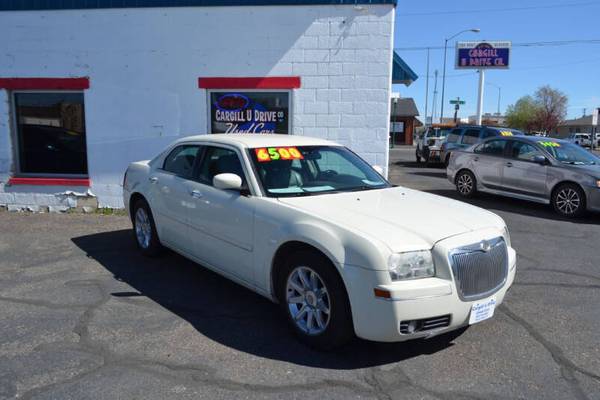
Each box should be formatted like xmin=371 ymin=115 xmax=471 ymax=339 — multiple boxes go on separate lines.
xmin=480 ymin=240 xmax=492 ymax=252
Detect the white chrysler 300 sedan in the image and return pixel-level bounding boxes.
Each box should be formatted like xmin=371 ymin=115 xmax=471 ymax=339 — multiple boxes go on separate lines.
xmin=123 ymin=134 xmax=516 ymax=349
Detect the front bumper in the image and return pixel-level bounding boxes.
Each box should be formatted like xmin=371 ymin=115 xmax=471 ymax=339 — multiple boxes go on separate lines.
xmin=342 ymin=229 xmax=516 ymax=342
xmin=584 ymin=186 xmax=600 ymax=212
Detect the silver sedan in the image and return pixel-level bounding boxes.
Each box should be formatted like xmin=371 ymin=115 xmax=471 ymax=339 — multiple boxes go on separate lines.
xmin=447 ymin=136 xmax=600 ymax=217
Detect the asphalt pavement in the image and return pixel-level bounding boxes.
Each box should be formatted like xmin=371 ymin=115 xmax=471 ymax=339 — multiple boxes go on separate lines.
xmin=1 ymin=146 xmax=599 ymax=399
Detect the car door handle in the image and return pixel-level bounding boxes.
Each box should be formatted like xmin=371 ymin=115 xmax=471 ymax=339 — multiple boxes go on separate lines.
xmin=149 ymin=176 xmax=158 ymax=184
xmin=190 ymin=190 xmax=203 ymax=199
xmin=505 ymin=162 xmax=513 ymax=167
xmin=473 ymin=157 xmax=479 ymax=162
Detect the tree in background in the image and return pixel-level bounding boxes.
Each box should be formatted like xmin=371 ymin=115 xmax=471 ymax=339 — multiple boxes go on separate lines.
xmin=505 ymin=95 xmax=539 ymax=132
xmin=505 ymin=86 xmax=568 ymax=133
xmin=534 ymin=86 xmax=568 ymax=133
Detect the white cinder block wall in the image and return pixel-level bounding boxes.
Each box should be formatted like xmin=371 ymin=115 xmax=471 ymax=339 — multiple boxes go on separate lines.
xmin=0 ymin=4 xmax=394 ymax=208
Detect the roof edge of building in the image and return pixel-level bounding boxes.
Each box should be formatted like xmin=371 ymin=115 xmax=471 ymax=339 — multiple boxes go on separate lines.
xmin=0 ymin=0 xmax=397 ymax=12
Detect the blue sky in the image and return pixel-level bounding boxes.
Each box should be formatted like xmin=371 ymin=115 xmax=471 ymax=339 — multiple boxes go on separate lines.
xmin=393 ymin=0 xmax=600 ymax=121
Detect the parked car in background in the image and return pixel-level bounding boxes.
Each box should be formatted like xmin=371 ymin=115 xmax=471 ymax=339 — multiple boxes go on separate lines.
xmin=448 ymin=136 xmax=600 ymax=217
xmin=416 ymin=125 xmax=452 ymax=165
xmin=124 ymin=134 xmax=516 ymax=349
xmin=440 ymin=126 xmax=524 ymax=167
xmin=566 ymin=133 xmax=592 ymax=147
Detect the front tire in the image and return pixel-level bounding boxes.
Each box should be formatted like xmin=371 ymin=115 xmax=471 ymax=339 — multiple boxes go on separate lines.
xmin=132 ymin=199 xmax=163 ymax=257
xmin=277 ymin=250 xmax=354 ymax=350
xmin=552 ymin=183 xmax=586 ymax=218
xmin=415 ymin=149 xmax=421 ymax=163
xmin=455 ymin=170 xmax=477 ymax=198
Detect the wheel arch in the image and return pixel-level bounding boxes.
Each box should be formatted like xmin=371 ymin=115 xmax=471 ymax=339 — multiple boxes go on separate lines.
xmin=129 ymin=192 xmax=148 ymax=222
xmin=455 ymin=168 xmax=476 ymax=184
xmin=270 ymin=240 xmax=352 ymax=306
xmin=551 ymin=180 xmax=587 ymax=202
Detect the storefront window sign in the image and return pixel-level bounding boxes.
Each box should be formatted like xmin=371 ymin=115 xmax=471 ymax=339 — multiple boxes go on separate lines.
xmin=210 ymin=91 xmax=289 ymax=134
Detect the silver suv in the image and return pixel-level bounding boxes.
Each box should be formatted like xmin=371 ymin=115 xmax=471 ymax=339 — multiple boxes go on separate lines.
xmin=447 ymin=136 xmax=600 ymax=217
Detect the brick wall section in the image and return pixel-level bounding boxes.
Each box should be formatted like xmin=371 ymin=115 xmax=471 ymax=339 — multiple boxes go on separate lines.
xmin=0 ymin=5 xmax=394 ymax=208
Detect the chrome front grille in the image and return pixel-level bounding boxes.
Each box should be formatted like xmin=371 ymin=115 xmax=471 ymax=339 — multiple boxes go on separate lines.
xmin=450 ymin=237 xmax=508 ymax=301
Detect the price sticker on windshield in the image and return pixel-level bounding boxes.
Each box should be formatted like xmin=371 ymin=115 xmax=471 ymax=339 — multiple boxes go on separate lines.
xmin=255 ymin=147 xmax=304 ymax=162
xmin=499 ymin=131 xmax=513 ymax=137
xmin=540 ymin=141 xmax=561 ymax=147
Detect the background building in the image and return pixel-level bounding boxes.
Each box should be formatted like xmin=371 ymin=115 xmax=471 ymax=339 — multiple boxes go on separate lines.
xmin=0 ymin=0 xmax=416 ymax=210
xmin=390 ymin=95 xmax=420 ymax=145
xmin=555 ymin=115 xmax=597 ymax=138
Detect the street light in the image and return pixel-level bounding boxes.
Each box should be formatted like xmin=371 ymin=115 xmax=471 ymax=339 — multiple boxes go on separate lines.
xmin=440 ymin=28 xmax=480 ymax=123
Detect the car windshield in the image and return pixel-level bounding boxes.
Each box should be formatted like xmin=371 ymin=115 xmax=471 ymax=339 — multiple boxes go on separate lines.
xmin=250 ymin=145 xmax=390 ymax=197
xmin=541 ymin=141 xmax=599 ymax=165
xmin=426 ymin=128 xmax=450 ymax=138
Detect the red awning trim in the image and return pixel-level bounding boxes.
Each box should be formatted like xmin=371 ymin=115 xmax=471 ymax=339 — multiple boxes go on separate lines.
xmin=198 ymin=76 xmax=301 ymax=89
xmin=7 ymin=177 xmax=91 ymax=186
xmin=0 ymin=77 xmax=90 ymax=90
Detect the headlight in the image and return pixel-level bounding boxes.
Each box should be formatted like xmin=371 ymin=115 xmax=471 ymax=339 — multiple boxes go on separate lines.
xmin=595 ymin=180 xmax=600 ymax=188
xmin=388 ymin=250 xmax=435 ymax=281
xmin=502 ymin=226 xmax=512 ymax=247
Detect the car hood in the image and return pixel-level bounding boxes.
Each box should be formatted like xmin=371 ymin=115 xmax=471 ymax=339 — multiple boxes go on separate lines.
xmin=560 ymin=163 xmax=600 ymax=177
xmin=278 ymin=186 xmax=504 ymax=252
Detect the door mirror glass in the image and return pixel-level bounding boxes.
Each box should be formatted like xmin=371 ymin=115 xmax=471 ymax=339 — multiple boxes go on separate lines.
xmin=213 ymin=173 xmax=243 ymax=191
xmin=533 ymin=155 xmax=548 ymax=165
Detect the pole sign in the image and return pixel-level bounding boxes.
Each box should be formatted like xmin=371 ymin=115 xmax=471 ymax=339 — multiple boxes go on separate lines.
xmin=456 ymin=41 xmax=511 ymax=69
xmin=593 ymin=108 xmax=599 ymax=126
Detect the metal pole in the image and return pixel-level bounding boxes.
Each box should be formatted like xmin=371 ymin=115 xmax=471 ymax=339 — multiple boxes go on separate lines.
xmin=440 ymin=39 xmax=448 ymax=123
xmin=424 ymin=48 xmax=430 ymax=126
xmin=431 ymin=70 xmax=438 ymax=123
xmin=497 ymin=87 xmax=501 ymax=115
xmin=476 ymin=69 xmax=485 ymax=125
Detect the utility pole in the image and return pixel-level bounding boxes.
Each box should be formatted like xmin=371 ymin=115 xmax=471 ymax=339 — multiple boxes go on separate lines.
xmin=424 ymin=48 xmax=430 ymax=126
xmin=431 ymin=70 xmax=439 ymax=123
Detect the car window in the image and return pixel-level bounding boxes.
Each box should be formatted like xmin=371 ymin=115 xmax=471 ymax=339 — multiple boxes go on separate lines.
xmin=461 ymin=129 xmax=481 ymax=145
xmin=447 ymin=129 xmax=462 ymax=143
xmin=196 ymin=146 xmax=246 ymax=186
xmin=511 ymin=141 xmax=542 ymax=161
xmin=475 ymin=139 xmax=507 ymax=156
xmin=163 ymin=145 xmax=201 ymax=178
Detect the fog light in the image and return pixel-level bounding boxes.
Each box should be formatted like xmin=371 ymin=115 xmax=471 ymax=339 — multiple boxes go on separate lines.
xmin=406 ymin=321 xmax=418 ymax=333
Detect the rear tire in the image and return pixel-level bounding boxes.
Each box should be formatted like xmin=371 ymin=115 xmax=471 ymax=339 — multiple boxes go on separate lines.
xmin=132 ymin=199 xmax=163 ymax=257
xmin=552 ymin=183 xmax=586 ymax=218
xmin=455 ymin=170 xmax=477 ymax=198
xmin=277 ymin=250 xmax=354 ymax=351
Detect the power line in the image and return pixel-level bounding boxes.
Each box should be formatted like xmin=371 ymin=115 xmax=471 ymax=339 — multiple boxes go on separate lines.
xmin=397 ymin=1 xmax=600 ymax=17
xmin=395 ymin=39 xmax=600 ymax=52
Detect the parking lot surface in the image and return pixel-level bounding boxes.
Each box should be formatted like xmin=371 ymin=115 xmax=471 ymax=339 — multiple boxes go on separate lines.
xmin=1 ymin=146 xmax=599 ymax=400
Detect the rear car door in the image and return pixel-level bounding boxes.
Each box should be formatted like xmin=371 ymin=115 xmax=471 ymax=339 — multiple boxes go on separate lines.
xmin=502 ymin=140 xmax=548 ymax=198
xmin=187 ymin=145 xmax=256 ymax=283
xmin=148 ymin=144 xmax=202 ymax=252
xmin=472 ymin=139 xmax=509 ymax=189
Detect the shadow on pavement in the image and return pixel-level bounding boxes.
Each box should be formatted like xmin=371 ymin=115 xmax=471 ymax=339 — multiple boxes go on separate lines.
xmin=394 ymin=160 xmax=446 ymax=169
xmin=426 ymin=189 xmax=600 ymax=225
xmin=72 ymin=229 xmax=462 ymax=369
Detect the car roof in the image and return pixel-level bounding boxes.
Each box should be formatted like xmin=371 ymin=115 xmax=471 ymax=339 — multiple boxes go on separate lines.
xmin=175 ymin=134 xmax=338 ymax=148
xmin=483 ymin=135 xmax=568 ymax=145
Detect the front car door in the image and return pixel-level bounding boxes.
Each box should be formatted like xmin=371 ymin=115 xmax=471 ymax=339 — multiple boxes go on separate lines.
xmin=502 ymin=140 xmax=548 ymax=198
xmin=472 ymin=139 xmax=509 ymax=189
xmin=187 ymin=145 xmax=256 ymax=283
xmin=148 ymin=144 xmax=202 ymax=253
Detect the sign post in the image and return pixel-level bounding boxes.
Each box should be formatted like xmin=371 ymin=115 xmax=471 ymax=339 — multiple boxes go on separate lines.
xmin=450 ymin=97 xmax=466 ymax=123
xmin=456 ymin=41 xmax=511 ymax=125
xmin=592 ymin=108 xmax=599 ymax=151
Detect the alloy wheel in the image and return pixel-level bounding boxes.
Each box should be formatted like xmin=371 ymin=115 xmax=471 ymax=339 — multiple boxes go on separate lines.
xmin=135 ymin=207 xmax=152 ymax=249
xmin=556 ymin=188 xmax=581 ymax=215
xmin=457 ymin=173 xmax=474 ymax=195
xmin=286 ymin=266 xmax=331 ymax=335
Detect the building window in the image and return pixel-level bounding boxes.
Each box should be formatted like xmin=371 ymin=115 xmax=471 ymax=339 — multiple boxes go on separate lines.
xmin=14 ymin=92 xmax=87 ymax=176
xmin=209 ymin=91 xmax=290 ymax=134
